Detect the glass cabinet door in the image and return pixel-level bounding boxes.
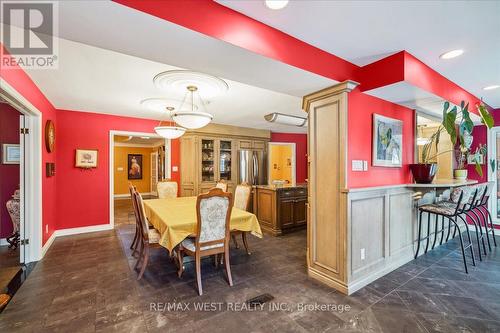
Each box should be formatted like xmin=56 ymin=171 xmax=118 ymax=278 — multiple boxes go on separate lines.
xmin=219 ymin=140 xmax=232 ymax=181
xmin=201 ymin=139 xmax=215 ymax=182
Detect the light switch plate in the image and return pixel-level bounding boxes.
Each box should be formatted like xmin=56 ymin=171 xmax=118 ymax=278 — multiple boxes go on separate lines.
xmin=172 ymin=166 xmax=178 ymax=172
xmin=117 ymin=167 xmax=124 ymax=171
xmin=352 ymin=160 xmax=363 ymax=171
xmin=361 ymin=248 xmax=366 ymax=260
xmin=363 ymin=161 xmax=368 ymax=171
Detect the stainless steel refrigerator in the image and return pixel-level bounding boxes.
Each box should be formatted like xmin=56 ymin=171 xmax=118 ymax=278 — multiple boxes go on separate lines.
xmin=238 ymin=150 xmax=267 ymax=185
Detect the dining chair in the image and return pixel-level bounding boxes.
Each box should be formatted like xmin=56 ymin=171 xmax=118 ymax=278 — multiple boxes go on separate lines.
xmin=157 ymin=180 xmax=178 ymax=199
xmin=215 ymin=179 xmax=228 ymax=192
xmin=177 ymin=188 xmax=234 ymax=295
xmin=231 ymin=182 xmax=252 ymax=255
xmin=133 ymin=189 xmax=162 ymax=280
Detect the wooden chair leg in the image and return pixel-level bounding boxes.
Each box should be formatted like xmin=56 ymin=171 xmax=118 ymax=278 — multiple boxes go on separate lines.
xmin=195 ymin=254 xmax=203 ymax=295
xmin=213 ymin=254 xmax=220 ymax=268
xmin=231 ymin=234 xmax=240 ymax=249
xmin=224 ymin=250 xmax=233 ymax=286
xmin=137 ymin=245 xmax=149 ymax=280
xmin=177 ymin=249 xmax=184 ymax=278
xmin=242 ymin=232 xmax=251 ymax=255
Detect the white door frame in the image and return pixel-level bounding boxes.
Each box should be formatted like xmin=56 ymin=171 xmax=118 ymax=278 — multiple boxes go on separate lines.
xmin=0 ymin=78 xmax=43 ymax=263
xmin=487 ymin=126 xmax=500 ymax=225
xmin=109 ymin=130 xmax=171 ymax=227
xmin=267 ymin=142 xmax=297 ymax=185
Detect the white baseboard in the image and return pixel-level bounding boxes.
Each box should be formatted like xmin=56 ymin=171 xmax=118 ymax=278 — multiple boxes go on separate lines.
xmin=0 ymin=238 xmax=8 ymax=246
xmin=39 ymin=224 xmax=113 ymax=259
xmin=41 ymin=232 xmax=56 ymax=258
xmin=54 ymin=224 xmax=113 ymax=237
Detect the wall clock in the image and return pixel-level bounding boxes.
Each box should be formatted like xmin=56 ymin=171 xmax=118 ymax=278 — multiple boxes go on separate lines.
xmin=45 ymin=120 xmax=55 ymax=153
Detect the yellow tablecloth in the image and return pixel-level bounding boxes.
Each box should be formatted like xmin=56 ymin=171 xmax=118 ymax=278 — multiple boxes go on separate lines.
xmin=143 ymin=196 xmax=263 ymax=252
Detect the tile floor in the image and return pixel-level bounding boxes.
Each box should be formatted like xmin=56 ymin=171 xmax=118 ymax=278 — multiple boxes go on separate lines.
xmin=1 ymin=199 xmax=500 ymax=332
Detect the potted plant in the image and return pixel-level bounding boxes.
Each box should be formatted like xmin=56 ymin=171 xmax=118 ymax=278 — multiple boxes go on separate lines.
xmin=410 ymin=101 xmax=493 ymax=183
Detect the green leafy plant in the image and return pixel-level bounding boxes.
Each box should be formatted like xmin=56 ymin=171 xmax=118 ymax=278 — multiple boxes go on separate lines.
xmin=421 ymin=101 xmax=494 ymax=177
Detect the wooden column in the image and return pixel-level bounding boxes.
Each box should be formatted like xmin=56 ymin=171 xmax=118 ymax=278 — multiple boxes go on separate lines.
xmin=303 ymin=81 xmax=358 ymax=294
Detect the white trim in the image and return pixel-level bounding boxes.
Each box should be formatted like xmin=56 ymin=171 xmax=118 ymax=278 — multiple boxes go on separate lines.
xmin=268 ymin=142 xmax=297 ymax=185
xmin=0 ymin=239 xmax=8 ymax=246
xmin=114 ymin=142 xmax=163 ymax=148
xmin=109 ymin=130 xmax=171 ymax=228
xmin=0 ymin=78 xmax=43 ymax=263
xmin=54 ymin=224 xmax=113 ymax=238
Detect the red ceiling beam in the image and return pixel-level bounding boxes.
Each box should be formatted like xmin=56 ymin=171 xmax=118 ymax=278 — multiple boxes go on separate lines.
xmin=113 ymin=0 xmax=359 ymax=83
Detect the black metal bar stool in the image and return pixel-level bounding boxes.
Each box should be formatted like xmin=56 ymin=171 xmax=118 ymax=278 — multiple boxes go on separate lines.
xmin=415 ymin=186 xmax=476 ymax=273
xmin=465 ymin=184 xmax=488 ymax=260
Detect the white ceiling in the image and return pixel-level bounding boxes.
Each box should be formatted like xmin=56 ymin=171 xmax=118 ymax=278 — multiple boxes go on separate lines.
xmin=0 ymin=0 xmax=344 ymax=133
xmin=218 ymin=0 xmax=500 ymax=108
xmin=17 ymin=33 xmax=310 ymax=133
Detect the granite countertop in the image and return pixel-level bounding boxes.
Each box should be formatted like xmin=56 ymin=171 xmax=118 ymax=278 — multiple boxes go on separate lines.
xmin=254 ymin=183 xmax=308 ymax=191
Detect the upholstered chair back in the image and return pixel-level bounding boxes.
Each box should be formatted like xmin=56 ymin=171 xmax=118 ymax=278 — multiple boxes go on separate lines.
xmin=157 ymin=181 xmax=178 ymax=199
xmin=196 ymin=188 xmax=233 ymax=245
xmin=234 ymin=183 xmax=251 ymax=211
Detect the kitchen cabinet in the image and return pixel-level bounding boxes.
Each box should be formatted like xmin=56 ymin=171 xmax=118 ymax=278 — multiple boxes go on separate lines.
xmin=179 ymin=124 xmax=270 ymax=196
xmin=254 ymin=185 xmax=308 ymax=236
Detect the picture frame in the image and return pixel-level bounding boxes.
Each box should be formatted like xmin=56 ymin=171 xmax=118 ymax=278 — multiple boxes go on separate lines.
xmin=372 ymin=114 xmax=403 ymax=167
xmin=75 ymin=149 xmax=98 ymax=168
xmin=128 ymin=154 xmax=143 ymax=180
xmin=2 ymin=144 xmax=20 ymax=164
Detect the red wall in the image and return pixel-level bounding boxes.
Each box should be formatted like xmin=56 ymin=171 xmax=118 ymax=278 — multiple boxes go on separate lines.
xmin=1 ymin=43 xmax=58 ymax=245
xmin=348 ymin=88 xmax=415 ymax=188
xmin=0 ymin=103 xmax=21 ymax=238
xmin=55 ymin=110 xmax=180 ymax=230
xmin=270 ymin=133 xmax=307 ymax=183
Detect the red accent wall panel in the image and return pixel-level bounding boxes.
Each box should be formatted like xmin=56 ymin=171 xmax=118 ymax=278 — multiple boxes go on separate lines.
xmin=55 ymin=110 xmax=180 ymax=230
xmin=0 ymin=103 xmax=21 ymax=238
xmin=1 ymin=43 xmax=57 ymax=245
xmin=348 ymin=88 xmax=415 ymax=188
xmin=270 ymin=132 xmax=308 ymax=183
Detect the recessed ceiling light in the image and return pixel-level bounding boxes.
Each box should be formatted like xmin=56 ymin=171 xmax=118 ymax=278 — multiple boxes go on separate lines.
xmin=484 ymin=85 xmax=500 ymax=91
xmin=439 ymin=49 xmax=464 ymax=59
xmin=265 ymin=0 xmax=289 ymax=10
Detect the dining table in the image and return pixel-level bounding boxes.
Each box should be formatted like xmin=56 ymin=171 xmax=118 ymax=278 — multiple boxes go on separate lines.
xmin=143 ymin=196 xmax=263 ymax=252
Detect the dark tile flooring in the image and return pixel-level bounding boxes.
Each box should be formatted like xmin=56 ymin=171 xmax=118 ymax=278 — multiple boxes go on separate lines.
xmin=1 ymin=202 xmax=500 ymax=332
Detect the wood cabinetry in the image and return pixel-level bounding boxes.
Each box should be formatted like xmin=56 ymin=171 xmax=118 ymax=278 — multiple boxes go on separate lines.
xmin=254 ymin=186 xmax=307 ymax=236
xmin=179 ymin=124 xmax=270 ymax=196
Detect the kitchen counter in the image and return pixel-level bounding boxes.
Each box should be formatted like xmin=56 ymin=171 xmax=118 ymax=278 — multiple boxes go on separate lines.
xmin=253 ymin=185 xmax=307 ymax=236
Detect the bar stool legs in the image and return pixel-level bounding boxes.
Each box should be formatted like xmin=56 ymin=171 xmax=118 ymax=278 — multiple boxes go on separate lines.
xmin=415 ymin=210 xmax=423 ymax=259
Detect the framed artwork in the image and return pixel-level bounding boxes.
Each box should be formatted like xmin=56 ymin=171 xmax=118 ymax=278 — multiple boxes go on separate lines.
xmin=128 ymin=154 xmax=143 ymax=180
xmin=75 ymin=149 xmax=98 ymax=168
xmin=45 ymin=120 xmax=55 ymax=153
xmin=2 ymin=144 xmax=20 ymax=164
xmin=372 ymin=114 xmax=403 ymax=167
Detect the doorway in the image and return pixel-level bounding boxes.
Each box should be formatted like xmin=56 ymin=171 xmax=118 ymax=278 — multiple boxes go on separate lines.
xmin=268 ymin=142 xmax=296 ymax=185
xmin=0 ymin=80 xmax=43 ymax=309
xmin=109 ymin=131 xmax=171 ymax=228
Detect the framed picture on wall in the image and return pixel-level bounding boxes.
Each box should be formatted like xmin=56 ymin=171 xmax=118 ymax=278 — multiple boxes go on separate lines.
xmin=372 ymin=114 xmax=403 ymax=167
xmin=75 ymin=149 xmax=98 ymax=168
xmin=2 ymin=144 xmax=20 ymax=164
xmin=128 ymin=154 xmax=143 ymax=180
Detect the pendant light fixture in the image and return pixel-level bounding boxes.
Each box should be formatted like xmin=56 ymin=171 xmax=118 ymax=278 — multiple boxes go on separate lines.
xmin=154 ymin=107 xmax=186 ymax=139
xmin=171 ymin=85 xmax=213 ymax=129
